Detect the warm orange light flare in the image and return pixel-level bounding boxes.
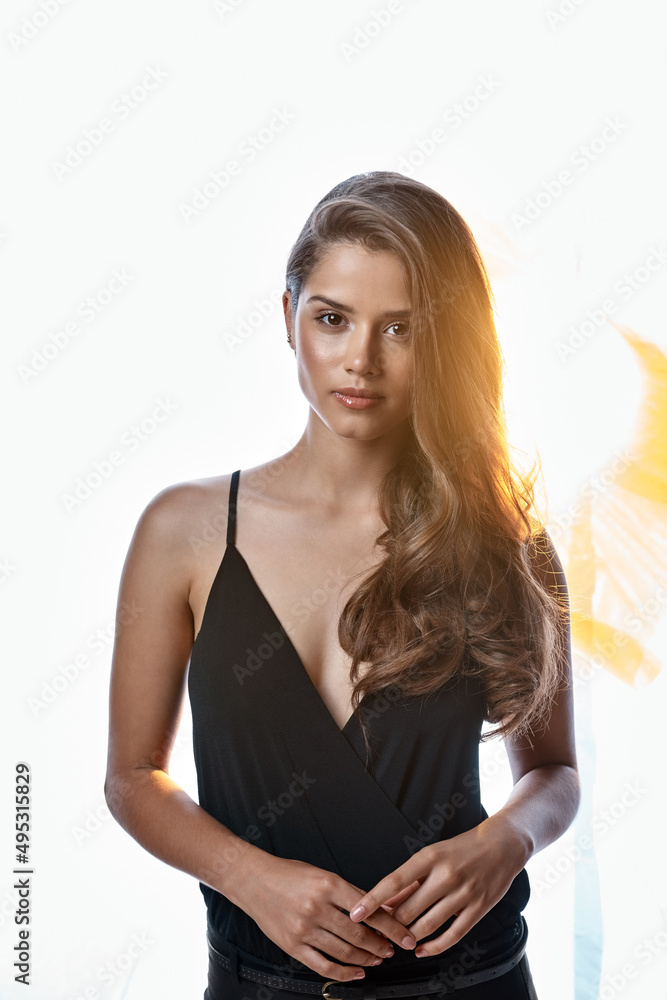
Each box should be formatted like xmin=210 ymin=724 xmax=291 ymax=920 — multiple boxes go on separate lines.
xmin=565 ymin=326 xmax=667 ymax=687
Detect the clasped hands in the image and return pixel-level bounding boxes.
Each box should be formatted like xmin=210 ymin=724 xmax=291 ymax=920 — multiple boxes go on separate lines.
xmin=348 ymin=820 xmax=526 ymax=959
xmin=241 ymin=816 xmax=527 ymax=982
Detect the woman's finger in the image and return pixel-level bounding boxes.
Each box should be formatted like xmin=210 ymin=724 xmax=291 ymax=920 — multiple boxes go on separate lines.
xmin=411 ymin=905 xmax=480 ymax=957
xmin=379 ymin=880 xmax=422 ymax=909
xmin=316 ymin=926 xmax=394 ymax=968
xmin=330 ymin=908 xmax=398 ymax=960
xmin=366 ymin=873 xmax=447 ymax=931
xmin=340 ymin=880 xmax=419 ymax=948
xmin=349 ymin=864 xmax=427 ymax=922
xmin=348 ymin=879 xmax=421 ymax=912
xmin=297 ymin=943 xmax=367 ymax=983
xmin=354 ymin=905 xmax=417 ymax=950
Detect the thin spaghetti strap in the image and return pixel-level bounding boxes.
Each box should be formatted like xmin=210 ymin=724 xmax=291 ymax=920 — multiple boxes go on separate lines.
xmin=226 ymin=470 xmax=240 ymax=547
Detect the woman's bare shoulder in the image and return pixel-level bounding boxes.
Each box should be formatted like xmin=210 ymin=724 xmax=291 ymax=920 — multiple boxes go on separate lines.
xmin=145 ymin=473 xmax=233 ymax=514
xmin=132 ymin=454 xmax=299 ymax=552
xmin=129 ymin=474 xmax=235 ymax=556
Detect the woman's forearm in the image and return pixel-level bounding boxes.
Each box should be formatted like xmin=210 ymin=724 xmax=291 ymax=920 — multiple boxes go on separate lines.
xmin=104 ymin=767 xmax=263 ymax=908
xmin=483 ymin=763 xmax=581 ymax=867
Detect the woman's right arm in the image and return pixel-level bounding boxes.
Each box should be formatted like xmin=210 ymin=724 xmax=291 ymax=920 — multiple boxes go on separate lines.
xmin=103 ymin=484 xmax=416 ymax=980
xmin=103 ymin=484 xmax=257 ymax=905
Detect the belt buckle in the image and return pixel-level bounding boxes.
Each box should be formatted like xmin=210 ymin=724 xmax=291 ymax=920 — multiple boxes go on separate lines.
xmin=321 ymin=980 xmax=345 ymax=998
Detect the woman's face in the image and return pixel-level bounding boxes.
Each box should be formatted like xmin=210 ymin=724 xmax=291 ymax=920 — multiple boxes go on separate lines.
xmin=283 ymin=242 xmax=413 ymax=444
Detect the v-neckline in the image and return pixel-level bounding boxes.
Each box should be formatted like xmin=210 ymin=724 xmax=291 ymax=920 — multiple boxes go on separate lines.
xmin=228 ymin=544 xmax=361 ymax=735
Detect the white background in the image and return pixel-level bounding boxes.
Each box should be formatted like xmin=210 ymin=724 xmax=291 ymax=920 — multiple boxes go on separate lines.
xmin=1 ymin=0 xmax=666 ymax=997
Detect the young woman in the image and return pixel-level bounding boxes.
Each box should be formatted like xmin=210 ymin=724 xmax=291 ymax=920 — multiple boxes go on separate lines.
xmin=105 ymin=171 xmax=579 ymax=1000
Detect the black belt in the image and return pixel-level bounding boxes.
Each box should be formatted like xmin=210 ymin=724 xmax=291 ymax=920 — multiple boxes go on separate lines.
xmin=206 ymin=918 xmax=528 ymax=997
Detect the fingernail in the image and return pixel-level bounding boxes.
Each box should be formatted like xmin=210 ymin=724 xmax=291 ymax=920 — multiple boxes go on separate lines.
xmin=350 ymin=905 xmax=366 ymax=919
xmin=371 ymin=958 xmax=382 ymax=966
xmin=354 ymin=971 xmax=365 ymax=979
xmin=402 ymin=935 xmax=416 ymax=948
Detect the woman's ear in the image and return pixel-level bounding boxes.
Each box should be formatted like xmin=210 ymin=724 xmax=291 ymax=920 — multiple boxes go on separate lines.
xmin=282 ymin=290 xmax=294 ymax=348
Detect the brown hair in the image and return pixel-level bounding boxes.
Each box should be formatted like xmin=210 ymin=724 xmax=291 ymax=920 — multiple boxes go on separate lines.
xmin=285 ymin=171 xmax=569 ymax=763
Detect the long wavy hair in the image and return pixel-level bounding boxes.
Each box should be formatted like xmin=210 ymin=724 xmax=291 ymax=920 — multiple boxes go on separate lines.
xmin=285 ymin=171 xmax=569 ymax=763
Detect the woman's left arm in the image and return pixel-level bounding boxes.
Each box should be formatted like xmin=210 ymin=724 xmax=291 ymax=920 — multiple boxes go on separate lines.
xmin=349 ymin=532 xmax=581 ymax=956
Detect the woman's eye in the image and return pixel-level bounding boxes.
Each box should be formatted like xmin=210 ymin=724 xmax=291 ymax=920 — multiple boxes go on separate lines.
xmin=387 ymin=322 xmax=409 ymax=337
xmin=316 ymin=311 xmax=343 ymax=327
xmin=314 ymin=313 xmax=408 ymax=335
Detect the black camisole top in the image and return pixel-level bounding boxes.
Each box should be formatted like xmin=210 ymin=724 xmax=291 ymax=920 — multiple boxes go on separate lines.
xmin=188 ymin=469 xmax=530 ymax=977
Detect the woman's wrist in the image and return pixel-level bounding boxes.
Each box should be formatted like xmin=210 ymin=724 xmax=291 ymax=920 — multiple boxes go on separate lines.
xmin=479 ymin=810 xmax=534 ymax=873
xmin=210 ymin=836 xmax=269 ymax=905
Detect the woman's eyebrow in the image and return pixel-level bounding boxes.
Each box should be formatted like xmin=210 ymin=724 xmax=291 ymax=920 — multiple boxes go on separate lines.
xmin=305 ymin=294 xmax=412 ymax=319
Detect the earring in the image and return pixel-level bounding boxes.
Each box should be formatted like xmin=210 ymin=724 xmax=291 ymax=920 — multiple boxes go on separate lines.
xmin=287 ymin=333 xmax=292 ymax=344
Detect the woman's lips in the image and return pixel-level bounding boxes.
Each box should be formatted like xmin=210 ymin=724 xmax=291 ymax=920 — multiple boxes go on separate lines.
xmin=333 ymin=391 xmax=382 ymax=409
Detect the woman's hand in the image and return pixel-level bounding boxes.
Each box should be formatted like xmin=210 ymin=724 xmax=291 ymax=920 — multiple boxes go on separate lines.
xmin=377 ymin=880 xmax=423 ymax=914
xmin=236 ymin=852 xmax=418 ymax=981
xmin=348 ymin=816 xmax=529 ymax=957
xmin=347 ymin=535 xmax=579 ymax=960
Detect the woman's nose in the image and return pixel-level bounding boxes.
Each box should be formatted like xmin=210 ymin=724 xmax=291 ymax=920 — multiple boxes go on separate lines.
xmin=344 ymin=325 xmax=383 ymax=372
